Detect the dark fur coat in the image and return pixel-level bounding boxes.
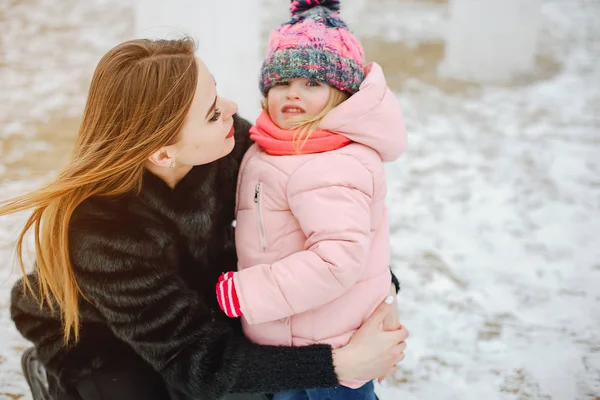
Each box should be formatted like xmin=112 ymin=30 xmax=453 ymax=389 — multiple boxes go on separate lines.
xmin=10 ymin=116 xmax=339 ymax=399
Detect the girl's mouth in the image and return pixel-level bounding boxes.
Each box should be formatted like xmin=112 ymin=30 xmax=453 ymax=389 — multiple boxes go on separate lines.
xmin=281 ymin=105 xmax=305 ymax=115
xmin=226 ymin=125 xmax=235 ymax=138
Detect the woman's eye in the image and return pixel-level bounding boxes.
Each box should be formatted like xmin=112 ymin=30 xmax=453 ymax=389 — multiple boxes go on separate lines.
xmin=209 ymin=108 xmax=222 ymax=122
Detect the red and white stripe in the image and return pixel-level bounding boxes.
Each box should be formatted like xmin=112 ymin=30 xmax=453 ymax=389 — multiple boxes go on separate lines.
xmin=216 ymin=272 xmax=243 ymax=318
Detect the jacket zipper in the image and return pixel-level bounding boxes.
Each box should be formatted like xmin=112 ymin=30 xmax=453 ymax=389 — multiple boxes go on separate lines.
xmin=254 ymin=183 xmax=267 ymax=251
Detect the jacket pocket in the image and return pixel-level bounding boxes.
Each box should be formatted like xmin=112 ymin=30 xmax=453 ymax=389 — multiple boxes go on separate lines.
xmin=254 ymin=182 xmax=267 ymax=251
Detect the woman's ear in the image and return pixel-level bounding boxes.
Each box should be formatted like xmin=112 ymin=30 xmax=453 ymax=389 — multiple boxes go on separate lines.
xmin=147 ymin=145 xmax=177 ymax=168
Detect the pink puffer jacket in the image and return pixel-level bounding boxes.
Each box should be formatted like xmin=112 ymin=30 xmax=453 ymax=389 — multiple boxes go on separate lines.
xmin=234 ymin=63 xmax=406 ymax=387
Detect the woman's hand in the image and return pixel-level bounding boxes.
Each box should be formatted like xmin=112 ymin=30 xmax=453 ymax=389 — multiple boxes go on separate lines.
xmin=378 ymin=284 xmax=402 ymax=382
xmin=382 ymin=283 xmax=400 ymax=331
xmin=332 ymin=296 xmax=409 ymax=382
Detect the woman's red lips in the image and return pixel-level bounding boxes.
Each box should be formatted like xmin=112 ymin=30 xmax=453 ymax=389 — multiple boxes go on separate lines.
xmin=226 ymin=126 xmax=235 ymax=138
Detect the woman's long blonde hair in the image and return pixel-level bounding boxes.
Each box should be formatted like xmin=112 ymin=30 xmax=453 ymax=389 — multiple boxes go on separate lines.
xmin=265 ymin=86 xmax=350 ymax=153
xmin=0 ymin=38 xmax=199 ymax=343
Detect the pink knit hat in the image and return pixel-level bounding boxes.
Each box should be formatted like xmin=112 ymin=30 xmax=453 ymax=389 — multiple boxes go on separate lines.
xmin=260 ymin=0 xmax=365 ymax=95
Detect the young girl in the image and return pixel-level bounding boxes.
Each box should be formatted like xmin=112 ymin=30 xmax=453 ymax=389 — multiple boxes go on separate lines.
xmin=216 ymin=1 xmax=406 ymax=399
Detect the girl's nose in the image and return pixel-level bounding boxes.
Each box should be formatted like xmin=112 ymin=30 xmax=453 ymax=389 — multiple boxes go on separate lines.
xmin=286 ymin=83 xmax=300 ymax=100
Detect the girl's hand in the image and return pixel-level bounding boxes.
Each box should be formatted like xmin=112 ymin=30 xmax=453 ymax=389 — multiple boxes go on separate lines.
xmin=332 ymin=297 xmax=409 ymax=382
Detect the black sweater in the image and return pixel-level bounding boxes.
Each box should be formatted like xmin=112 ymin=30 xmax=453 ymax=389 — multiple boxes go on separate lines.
xmin=10 ymin=116 xmax=340 ymax=399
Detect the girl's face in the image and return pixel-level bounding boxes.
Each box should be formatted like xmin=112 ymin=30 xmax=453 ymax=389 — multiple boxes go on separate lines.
xmin=171 ymin=58 xmax=239 ymax=166
xmin=266 ymin=78 xmax=330 ymax=129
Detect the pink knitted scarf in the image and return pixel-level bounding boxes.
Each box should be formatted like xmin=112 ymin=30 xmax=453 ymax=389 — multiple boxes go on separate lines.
xmin=249 ymin=111 xmax=350 ymax=156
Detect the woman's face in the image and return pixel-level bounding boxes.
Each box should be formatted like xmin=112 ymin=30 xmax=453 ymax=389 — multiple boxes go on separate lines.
xmin=171 ymin=58 xmax=239 ymax=166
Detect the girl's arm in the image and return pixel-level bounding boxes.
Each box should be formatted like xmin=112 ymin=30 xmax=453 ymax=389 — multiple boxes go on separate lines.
xmin=228 ymin=154 xmax=380 ymax=325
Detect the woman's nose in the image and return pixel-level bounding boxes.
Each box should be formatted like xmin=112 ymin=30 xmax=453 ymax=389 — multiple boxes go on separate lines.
xmin=222 ymin=98 xmax=238 ymax=118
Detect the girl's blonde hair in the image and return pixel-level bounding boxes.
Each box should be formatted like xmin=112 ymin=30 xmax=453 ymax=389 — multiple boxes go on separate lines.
xmin=0 ymin=38 xmax=199 ymax=343
xmin=264 ymin=85 xmax=350 ymax=153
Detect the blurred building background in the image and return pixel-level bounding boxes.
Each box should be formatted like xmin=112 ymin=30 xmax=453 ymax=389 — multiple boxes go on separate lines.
xmin=1 ymin=0 xmax=599 ymax=399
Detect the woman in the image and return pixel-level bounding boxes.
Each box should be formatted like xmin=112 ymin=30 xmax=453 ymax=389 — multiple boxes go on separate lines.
xmin=2 ymin=38 xmax=408 ymax=400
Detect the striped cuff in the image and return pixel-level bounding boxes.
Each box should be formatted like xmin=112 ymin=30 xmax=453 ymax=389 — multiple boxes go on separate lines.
xmin=216 ymin=272 xmax=243 ymax=318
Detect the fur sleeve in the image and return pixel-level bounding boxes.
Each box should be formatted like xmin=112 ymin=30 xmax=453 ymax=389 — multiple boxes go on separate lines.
xmin=66 ymin=210 xmax=337 ymax=398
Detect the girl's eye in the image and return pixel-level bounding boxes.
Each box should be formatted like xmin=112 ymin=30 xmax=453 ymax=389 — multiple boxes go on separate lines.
xmin=209 ymin=108 xmax=222 ymax=122
xmin=275 ymin=81 xmax=290 ymax=87
xmin=307 ymin=80 xmax=320 ymax=87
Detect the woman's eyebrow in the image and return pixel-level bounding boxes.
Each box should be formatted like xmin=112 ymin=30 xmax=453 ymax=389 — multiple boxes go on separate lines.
xmin=205 ymin=95 xmax=218 ymax=119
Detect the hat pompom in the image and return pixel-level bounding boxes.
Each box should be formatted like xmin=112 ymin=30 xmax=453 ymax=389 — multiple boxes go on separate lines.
xmin=290 ymin=0 xmax=340 ymax=16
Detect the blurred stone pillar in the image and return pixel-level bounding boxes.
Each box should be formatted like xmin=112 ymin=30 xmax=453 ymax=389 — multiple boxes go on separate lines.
xmin=440 ymin=0 xmax=542 ymax=83
xmin=134 ymin=0 xmax=262 ymax=120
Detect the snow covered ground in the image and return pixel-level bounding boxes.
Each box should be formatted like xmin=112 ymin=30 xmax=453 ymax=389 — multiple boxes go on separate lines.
xmin=1 ymin=0 xmax=599 ymax=399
